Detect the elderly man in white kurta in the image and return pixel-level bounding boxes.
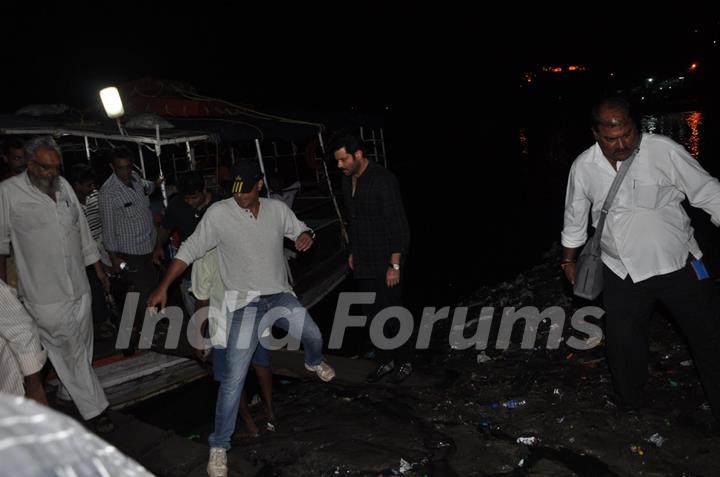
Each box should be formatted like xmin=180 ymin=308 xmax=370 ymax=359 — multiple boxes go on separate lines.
xmin=0 ymin=136 xmax=110 ymax=423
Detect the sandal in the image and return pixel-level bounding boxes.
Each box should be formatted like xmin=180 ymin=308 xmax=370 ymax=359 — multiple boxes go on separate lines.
xmin=90 ymin=412 xmax=115 ymax=435
xmin=266 ymin=418 xmax=277 ymax=432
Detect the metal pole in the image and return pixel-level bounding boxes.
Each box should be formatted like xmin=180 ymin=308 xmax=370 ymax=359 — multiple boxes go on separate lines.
xmin=172 ymin=151 xmax=178 ymax=184
xmin=380 ymin=128 xmax=388 ymax=168
xmin=371 ymin=129 xmax=380 ymax=164
xmin=137 ymin=144 xmax=147 ymax=179
xmin=291 ymin=141 xmax=301 ymax=186
xmin=84 ymin=136 xmax=91 ymax=162
xmin=155 ymin=125 xmax=167 ymax=207
xmin=115 ymin=118 xmax=126 ymax=136
xmin=318 ymin=132 xmax=349 ymax=244
xmin=186 ymin=141 xmax=195 ymax=171
xmin=155 ymin=125 xmax=162 ymax=158
xmin=272 ymin=141 xmax=279 ymax=174
xmin=254 ymin=139 xmax=271 ymax=196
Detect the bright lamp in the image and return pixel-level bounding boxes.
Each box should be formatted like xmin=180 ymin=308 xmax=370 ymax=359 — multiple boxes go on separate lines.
xmin=99 ymin=87 xmax=125 ymax=119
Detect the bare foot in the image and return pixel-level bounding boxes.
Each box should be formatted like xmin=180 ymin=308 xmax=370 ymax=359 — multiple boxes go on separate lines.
xmin=237 ymin=422 xmax=259 ymax=439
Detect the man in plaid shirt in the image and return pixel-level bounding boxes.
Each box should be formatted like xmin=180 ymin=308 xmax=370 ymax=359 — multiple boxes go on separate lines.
xmin=99 ymin=147 xmax=163 ymax=353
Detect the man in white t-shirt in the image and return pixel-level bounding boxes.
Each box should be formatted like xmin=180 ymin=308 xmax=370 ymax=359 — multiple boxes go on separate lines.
xmin=148 ymin=160 xmax=335 ymax=477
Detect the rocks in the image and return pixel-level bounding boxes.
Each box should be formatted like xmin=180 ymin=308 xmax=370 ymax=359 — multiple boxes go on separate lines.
xmin=125 ymin=244 xmax=720 ymax=475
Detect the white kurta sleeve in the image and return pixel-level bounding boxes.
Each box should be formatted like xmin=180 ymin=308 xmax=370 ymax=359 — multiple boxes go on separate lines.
xmin=66 ymin=182 xmax=100 ymax=266
xmin=0 ymin=281 xmax=47 ymax=376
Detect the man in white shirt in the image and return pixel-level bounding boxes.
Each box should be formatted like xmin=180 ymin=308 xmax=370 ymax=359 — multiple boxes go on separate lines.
xmin=561 ymin=97 xmax=720 ymax=418
xmin=147 ymin=160 xmax=335 ymax=477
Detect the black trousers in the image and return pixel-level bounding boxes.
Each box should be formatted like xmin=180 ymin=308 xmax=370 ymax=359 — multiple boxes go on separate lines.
xmin=121 ymin=253 xmax=159 ymax=334
xmin=603 ymin=261 xmax=720 ymax=419
xmin=86 ymin=265 xmax=108 ymax=324
xmin=355 ymin=276 xmax=411 ymax=365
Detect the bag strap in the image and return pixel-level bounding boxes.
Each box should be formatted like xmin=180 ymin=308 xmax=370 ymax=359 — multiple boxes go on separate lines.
xmin=593 ymin=146 xmax=639 ymax=237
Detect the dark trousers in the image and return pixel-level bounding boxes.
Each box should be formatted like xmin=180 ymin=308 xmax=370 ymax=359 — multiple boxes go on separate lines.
xmin=121 ymin=253 xmax=158 ymax=335
xmin=86 ymin=265 xmax=107 ymax=324
xmin=356 ymin=276 xmax=411 ymax=365
xmin=603 ymin=261 xmax=720 ymax=419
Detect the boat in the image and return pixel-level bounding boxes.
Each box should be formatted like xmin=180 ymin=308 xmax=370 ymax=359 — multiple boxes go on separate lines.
xmin=0 ymin=79 xmax=388 ymax=408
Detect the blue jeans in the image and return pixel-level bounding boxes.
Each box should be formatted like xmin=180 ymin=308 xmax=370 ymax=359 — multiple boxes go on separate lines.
xmin=208 ymin=292 xmax=325 ymax=449
xmin=213 ymin=344 xmax=270 ymax=381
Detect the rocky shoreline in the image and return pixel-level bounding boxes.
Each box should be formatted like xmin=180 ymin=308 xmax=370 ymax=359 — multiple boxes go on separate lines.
xmin=227 ymin=246 xmax=720 ymax=476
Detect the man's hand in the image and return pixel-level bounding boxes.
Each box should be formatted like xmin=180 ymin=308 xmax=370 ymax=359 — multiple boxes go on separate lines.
xmin=147 ymin=287 xmax=168 ymax=313
xmin=295 ymin=232 xmax=314 ymax=252
xmin=562 ymin=262 xmax=577 ymax=285
xmin=110 ymin=255 xmax=124 ymax=275
xmin=348 ymin=254 xmax=354 ymax=271
xmin=146 ymin=258 xmax=189 ymax=314
xmin=95 ymin=265 xmax=111 ymax=292
xmin=197 ymin=346 xmax=212 ymax=362
xmin=560 ymin=248 xmax=579 ymax=286
xmin=386 ymin=267 xmax=400 ymax=288
xmin=24 ymin=372 xmax=48 ymax=406
xmin=152 ymin=246 xmax=165 ymax=266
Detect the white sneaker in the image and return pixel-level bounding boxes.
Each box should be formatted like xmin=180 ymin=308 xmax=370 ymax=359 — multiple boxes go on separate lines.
xmin=207 ymin=447 xmax=227 ymax=477
xmin=304 ymin=361 xmax=336 ymax=382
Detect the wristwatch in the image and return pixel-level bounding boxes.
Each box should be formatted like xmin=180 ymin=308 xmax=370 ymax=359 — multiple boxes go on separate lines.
xmin=304 ymin=228 xmax=316 ymax=240
xmin=389 ymin=263 xmax=400 ymax=271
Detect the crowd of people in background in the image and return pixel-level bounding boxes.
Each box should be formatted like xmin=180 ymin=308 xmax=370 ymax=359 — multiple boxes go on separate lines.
xmin=0 ymin=132 xmax=413 ymax=477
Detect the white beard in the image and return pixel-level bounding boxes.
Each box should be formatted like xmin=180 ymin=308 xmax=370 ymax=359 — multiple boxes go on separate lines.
xmin=29 ymin=173 xmax=60 ymax=196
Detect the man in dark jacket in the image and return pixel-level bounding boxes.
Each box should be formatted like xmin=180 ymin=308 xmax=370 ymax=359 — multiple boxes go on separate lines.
xmin=331 ymin=133 xmax=412 ymax=383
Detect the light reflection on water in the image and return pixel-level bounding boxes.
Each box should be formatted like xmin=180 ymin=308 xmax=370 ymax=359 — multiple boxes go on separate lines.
xmin=641 ymin=111 xmax=704 ymax=159
xmin=518 ymin=128 xmax=529 ymax=158
xmin=685 ymin=111 xmax=702 ymax=159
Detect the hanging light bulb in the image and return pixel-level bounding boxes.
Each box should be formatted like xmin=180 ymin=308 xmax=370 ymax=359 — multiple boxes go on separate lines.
xmin=99 ymin=87 xmax=125 ymax=119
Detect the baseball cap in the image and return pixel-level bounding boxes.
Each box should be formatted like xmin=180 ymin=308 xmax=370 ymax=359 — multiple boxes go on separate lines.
xmin=229 ymin=161 xmax=263 ymax=194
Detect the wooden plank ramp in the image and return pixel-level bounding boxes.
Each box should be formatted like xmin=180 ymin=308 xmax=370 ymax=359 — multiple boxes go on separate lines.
xmin=64 ymin=342 xmax=441 ymax=411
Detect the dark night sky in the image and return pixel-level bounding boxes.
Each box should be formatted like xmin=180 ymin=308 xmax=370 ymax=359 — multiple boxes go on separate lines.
xmin=3 ymin=7 xmax=718 ymax=301
xmin=3 ymin=9 xmax=717 ymax=115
